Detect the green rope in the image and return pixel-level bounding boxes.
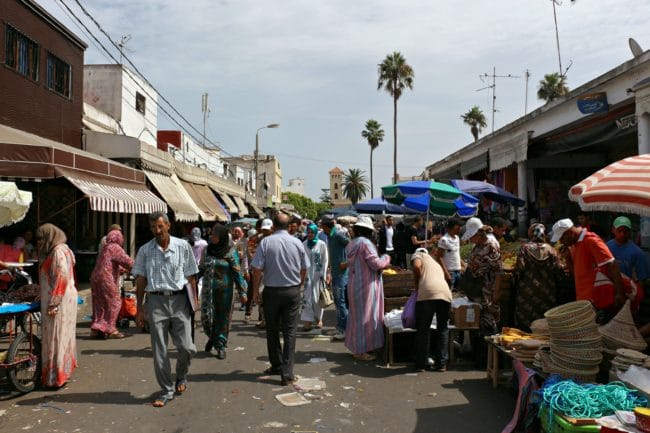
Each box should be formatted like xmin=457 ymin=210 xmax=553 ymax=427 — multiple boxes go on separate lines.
xmin=540 ymin=378 xmax=647 ymax=425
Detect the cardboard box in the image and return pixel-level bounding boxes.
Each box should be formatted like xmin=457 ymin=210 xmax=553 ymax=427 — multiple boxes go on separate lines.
xmin=452 ymin=303 xmax=481 ymax=329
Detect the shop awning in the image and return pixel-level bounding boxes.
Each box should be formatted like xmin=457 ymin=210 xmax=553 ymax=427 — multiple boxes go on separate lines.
xmin=246 ymin=200 xmax=265 ymax=217
xmin=489 ymin=132 xmax=529 ymax=171
xmin=460 ymin=152 xmax=488 ymax=177
xmin=232 ymin=196 xmax=249 ymax=216
xmin=55 ymin=167 xmax=166 ymax=214
xmin=143 ymin=170 xmax=202 ymax=222
xmin=211 ymin=189 xmax=238 ymax=214
xmin=179 ymin=180 xmax=228 ymax=222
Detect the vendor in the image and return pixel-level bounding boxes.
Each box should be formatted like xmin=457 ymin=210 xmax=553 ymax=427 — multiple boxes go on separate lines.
xmin=511 ymin=223 xmax=566 ymax=332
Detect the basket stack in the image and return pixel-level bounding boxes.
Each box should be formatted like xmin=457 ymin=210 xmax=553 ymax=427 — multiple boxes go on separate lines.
xmin=541 ymin=301 xmax=602 ymax=382
xmin=599 ymin=300 xmax=647 ymax=352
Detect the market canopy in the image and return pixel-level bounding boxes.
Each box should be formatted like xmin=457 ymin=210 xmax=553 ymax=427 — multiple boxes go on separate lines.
xmin=568 ymin=153 xmax=650 ymax=215
xmin=143 ymin=170 xmax=202 ymax=222
xmin=382 ymin=180 xmax=468 ymax=217
xmin=354 ymin=197 xmax=418 ymax=214
xmin=0 ymin=181 xmax=32 ymax=228
xmin=450 ymin=179 xmax=525 ymax=207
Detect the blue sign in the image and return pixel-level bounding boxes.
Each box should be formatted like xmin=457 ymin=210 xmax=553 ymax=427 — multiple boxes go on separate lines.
xmin=577 ymin=92 xmax=609 ymax=114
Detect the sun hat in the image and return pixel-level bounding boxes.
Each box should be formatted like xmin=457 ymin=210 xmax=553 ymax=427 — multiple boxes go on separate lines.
xmin=550 ymin=218 xmax=574 ymax=243
xmin=353 ymin=215 xmax=375 ymax=232
xmin=599 ymin=300 xmax=648 ymax=351
xmin=260 ymin=218 xmax=273 ymax=230
xmin=461 ymin=217 xmax=484 ymax=241
xmin=613 ymin=216 xmax=632 ymax=229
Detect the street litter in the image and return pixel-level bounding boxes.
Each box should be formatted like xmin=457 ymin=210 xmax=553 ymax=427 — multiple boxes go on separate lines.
xmin=40 ymin=403 xmax=66 ymax=413
xmin=324 ymin=392 xmax=333 ymax=397
xmin=342 ymin=386 xmax=354 ymax=390
xmin=312 ymin=335 xmax=332 ymax=341
xmin=252 ymin=396 xmax=261 ymax=400
xmin=428 ymin=392 xmax=437 ymax=397
xmin=0 ymin=410 xmax=5 ymax=417
xmin=405 ymin=373 xmax=418 ymax=376
xmin=276 ymin=392 xmax=311 ymax=406
xmin=263 ymin=421 xmax=288 ymax=428
xmin=294 ymin=378 xmax=326 ymax=391
xmin=233 ymin=347 xmax=245 ymax=351
xmin=339 ymin=402 xmax=350 ymax=409
xmin=308 ymin=357 xmax=327 ymax=363
xmin=303 ymin=393 xmax=322 ymax=400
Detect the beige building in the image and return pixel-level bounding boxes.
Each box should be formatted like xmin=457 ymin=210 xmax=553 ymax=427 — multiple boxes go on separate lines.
xmin=329 ymin=167 xmax=351 ymax=207
xmin=222 ymin=153 xmax=282 ymax=208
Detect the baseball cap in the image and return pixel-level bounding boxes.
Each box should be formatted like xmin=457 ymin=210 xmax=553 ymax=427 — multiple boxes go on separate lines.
xmin=550 ymin=218 xmax=574 ymax=243
xmin=260 ymin=218 xmax=273 ymax=230
xmin=613 ymin=216 xmax=632 ymax=229
xmin=461 ymin=217 xmax=484 ymax=241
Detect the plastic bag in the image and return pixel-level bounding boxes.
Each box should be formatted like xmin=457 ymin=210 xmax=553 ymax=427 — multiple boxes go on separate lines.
xmin=401 ymin=291 xmax=418 ymax=329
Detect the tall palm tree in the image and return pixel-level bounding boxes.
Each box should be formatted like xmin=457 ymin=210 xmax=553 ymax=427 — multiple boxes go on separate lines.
xmin=377 ymin=51 xmax=414 ymax=184
xmin=343 ymin=168 xmax=368 ymax=205
xmin=537 ymin=72 xmax=569 ymax=102
xmin=361 ymin=119 xmax=384 ymax=197
xmin=461 ymin=106 xmax=487 ymax=142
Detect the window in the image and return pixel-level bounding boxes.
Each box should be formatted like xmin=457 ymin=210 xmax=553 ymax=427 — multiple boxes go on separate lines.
xmin=5 ymin=25 xmax=39 ymax=80
xmin=334 ymin=183 xmax=338 ymax=189
xmin=135 ymin=92 xmax=146 ymax=114
xmin=46 ymin=53 xmax=71 ymax=98
xmin=334 ymin=193 xmax=339 ymax=199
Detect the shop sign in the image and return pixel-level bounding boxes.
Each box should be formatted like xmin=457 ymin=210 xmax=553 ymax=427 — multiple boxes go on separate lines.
xmin=577 ymin=92 xmax=609 ymax=114
xmin=616 ymin=114 xmax=637 ymax=130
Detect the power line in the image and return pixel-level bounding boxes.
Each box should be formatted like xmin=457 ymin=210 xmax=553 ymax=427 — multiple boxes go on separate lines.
xmin=272 ymin=152 xmax=425 ymax=169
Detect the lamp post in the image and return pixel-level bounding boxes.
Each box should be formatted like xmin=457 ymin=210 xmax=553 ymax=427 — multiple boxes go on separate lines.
xmin=254 ymin=123 xmax=279 ymax=203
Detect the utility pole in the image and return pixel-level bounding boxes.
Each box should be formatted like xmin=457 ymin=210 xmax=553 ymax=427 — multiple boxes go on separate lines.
xmin=477 ymin=67 xmax=520 ymax=133
xmin=524 ymin=69 xmax=531 ymax=115
xmin=551 ymin=0 xmax=563 ymax=76
xmin=201 ymin=93 xmax=209 ymax=148
xmin=117 ymin=34 xmax=131 ymax=64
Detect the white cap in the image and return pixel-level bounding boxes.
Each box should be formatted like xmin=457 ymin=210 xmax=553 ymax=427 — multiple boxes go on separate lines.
xmin=261 ymin=218 xmax=273 ymax=230
xmin=415 ymin=247 xmax=429 ymax=254
xmin=461 ymin=217 xmax=484 ymax=241
xmin=353 ymin=215 xmax=375 ymax=231
xmin=550 ymin=218 xmax=574 ymax=243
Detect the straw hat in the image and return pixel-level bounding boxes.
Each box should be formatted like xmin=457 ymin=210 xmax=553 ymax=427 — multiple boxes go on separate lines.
xmin=599 ymin=300 xmax=648 ymax=351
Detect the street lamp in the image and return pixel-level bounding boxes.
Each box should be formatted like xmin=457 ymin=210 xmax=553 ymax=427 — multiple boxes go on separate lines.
xmin=254 ymin=123 xmax=279 ymax=202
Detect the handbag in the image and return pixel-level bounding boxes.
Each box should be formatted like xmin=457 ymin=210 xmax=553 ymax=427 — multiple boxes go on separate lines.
xmin=459 ymin=269 xmax=484 ymax=299
xmin=318 ymin=282 xmax=334 ymax=308
xmin=401 ymin=290 xmax=418 ymax=329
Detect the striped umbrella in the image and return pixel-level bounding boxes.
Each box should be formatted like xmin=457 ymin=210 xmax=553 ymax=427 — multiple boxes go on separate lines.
xmin=568 ymin=154 xmax=650 ymax=215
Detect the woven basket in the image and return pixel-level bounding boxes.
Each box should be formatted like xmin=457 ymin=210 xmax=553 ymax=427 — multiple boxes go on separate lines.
xmin=546 ymin=309 xmax=596 ymax=330
xmin=549 ymin=325 xmax=601 ymax=342
xmin=550 ymin=346 xmax=603 ymax=363
xmin=545 ymin=301 xmax=594 ymax=320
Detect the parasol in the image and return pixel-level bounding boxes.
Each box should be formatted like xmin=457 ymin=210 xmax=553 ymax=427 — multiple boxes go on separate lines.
xmin=354 ymin=196 xmax=419 ymax=215
xmin=568 ymin=154 xmax=650 ymax=215
xmin=382 ymin=180 xmax=476 ymax=217
xmin=450 ymin=179 xmax=525 ymax=206
xmin=0 ymin=181 xmax=32 ymax=228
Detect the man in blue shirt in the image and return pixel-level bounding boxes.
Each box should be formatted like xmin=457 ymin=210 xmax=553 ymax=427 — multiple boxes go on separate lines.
xmin=134 ymin=212 xmax=199 ymax=407
xmin=251 ymin=212 xmax=309 ymax=386
xmin=321 ymin=216 xmax=350 ymax=340
xmin=606 ymin=216 xmax=649 ymax=282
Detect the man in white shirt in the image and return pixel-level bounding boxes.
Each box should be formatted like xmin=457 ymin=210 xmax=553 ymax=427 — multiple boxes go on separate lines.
xmin=378 ymin=215 xmax=396 ymax=263
xmin=436 ymin=217 xmax=464 ymax=291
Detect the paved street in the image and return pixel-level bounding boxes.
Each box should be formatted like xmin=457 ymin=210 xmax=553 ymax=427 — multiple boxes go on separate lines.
xmin=0 ymin=288 xmax=515 ymax=433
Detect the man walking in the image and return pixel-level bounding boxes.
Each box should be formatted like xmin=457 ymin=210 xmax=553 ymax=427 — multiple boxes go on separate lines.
xmin=321 ymin=215 xmax=350 ymax=340
xmin=251 ymin=213 xmax=309 ymax=386
xmin=134 ymin=212 xmax=199 ymax=407
xmin=436 ymin=217 xmax=464 ymax=291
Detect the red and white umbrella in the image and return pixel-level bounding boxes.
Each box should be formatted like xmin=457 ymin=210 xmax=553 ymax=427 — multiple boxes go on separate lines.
xmin=569 ymin=154 xmax=650 ymax=215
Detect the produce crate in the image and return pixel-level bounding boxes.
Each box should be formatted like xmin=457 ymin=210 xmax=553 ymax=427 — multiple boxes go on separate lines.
xmin=383 ymin=271 xmax=414 ymax=298
xmin=539 ymin=407 xmax=600 ymax=433
xmin=384 ymin=296 xmax=410 ymax=313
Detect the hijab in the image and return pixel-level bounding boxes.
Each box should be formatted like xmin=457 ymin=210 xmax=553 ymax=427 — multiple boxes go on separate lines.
xmin=528 ymin=223 xmax=546 ymax=243
xmin=523 ymin=222 xmax=554 ymax=261
xmin=36 ymin=223 xmax=67 ymax=257
xmin=105 ymin=229 xmax=124 ymax=247
xmin=306 ymin=223 xmax=319 ymax=249
xmin=207 ymin=223 xmax=231 ymax=258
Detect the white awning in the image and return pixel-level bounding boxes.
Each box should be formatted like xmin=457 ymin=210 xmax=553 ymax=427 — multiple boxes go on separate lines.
xmin=489 ymin=132 xmax=529 ymax=171
xmin=56 ymin=167 xmax=166 ymax=214
xmin=143 ymin=170 xmax=202 ymax=222
xmin=179 ymin=180 xmax=229 ymax=222
xmin=210 ymin=188 xmax=238 ymax=214
xmin=232 ymin=196 xmax=249 ymax=216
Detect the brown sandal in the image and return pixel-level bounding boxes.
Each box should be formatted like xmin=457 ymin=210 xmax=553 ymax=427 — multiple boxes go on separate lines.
xmin=106 ymin=331 xmax=126 ymax=339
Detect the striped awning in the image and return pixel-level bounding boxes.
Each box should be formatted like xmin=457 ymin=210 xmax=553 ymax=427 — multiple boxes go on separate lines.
xmin=569 ymin=153 xmax=650 ymax=215
xmin=143 ymin=170 xmax=202 ymax=221
xmin=246 ymin=200 xmax=265 ymax=217
xmin=211 ymin=189 xmax=238 ymax=214
xmin=55 ymin=167 xmax=166 ymax=214
xmin=232 ymin=196 xmax=249 ymax=216
xmin=179 ymin=180 xmax=229 ymax=222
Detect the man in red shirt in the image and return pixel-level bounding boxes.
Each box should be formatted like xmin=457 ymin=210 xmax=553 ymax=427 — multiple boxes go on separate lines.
xmin=551 ymin=218 xmax=625 ymax=317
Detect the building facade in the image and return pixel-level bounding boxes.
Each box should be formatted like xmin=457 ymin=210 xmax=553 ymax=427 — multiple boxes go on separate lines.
xmin=285 ymin=177 xmax=305 ymax=196
xmin=329 ymin=167 xmax=350 ymax=207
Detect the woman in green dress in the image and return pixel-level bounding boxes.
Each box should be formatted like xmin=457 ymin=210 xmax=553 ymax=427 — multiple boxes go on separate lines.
xmin=201 ymin=224 xmax=247 ymax=359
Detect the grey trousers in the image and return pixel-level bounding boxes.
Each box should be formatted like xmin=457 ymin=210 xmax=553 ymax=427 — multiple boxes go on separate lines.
xmin=263 ymin=285 xmax=301 ymax=381
xmin=145 ymin=293 xmax=197 ymax=396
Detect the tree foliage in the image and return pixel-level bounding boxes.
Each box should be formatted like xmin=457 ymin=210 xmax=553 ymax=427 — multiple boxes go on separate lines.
xmin=537 ymin=73 xmax=569 ymax=102
xmin=361 ymin=119 xmax=385 ymax=198
xmin=343 ymin=168 xmax=369 ymax=205
xmin=461 ymin=106 xmax=488 ymax=141
xmin=282 ymin=192 xmax=330 ymax=221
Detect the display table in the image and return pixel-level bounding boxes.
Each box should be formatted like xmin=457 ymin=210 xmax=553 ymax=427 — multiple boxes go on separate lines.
xmin=486 ymin=337 xmax=514 ymax=388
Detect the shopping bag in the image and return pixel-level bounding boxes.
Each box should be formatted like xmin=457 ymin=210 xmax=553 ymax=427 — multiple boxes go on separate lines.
xmin=318 ymin=284 xmax=334 ymax=308
xmin=401 ymin=290 xmax=418 ymax=329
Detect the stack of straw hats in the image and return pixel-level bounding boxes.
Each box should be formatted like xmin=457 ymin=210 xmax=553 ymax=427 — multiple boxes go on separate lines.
xmin=530 ymin=318 xmax=550 ymax=338
xmin=610 ymin=348 xmax=650 ymax=373
xmin=599 ymin=300 xmax=648 ymax=352
xmin=541 ymin=300 xmax=602 ymax=382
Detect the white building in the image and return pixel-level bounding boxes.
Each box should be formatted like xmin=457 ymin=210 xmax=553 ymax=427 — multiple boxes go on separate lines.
xmin=285 ymin=177 xmax=305 ymax=196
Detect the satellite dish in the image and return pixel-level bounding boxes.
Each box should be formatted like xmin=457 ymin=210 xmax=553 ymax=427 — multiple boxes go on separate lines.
xmin=629 ymin=38 xmax=644 ymax=58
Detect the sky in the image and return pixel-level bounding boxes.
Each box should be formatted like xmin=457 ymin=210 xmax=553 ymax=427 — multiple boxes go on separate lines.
xmin=39 ymin=0 xmax=649 ymax=200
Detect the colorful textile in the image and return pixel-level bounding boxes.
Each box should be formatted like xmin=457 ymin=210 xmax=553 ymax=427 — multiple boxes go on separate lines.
xmin=467 ymin=234 xmax=502 ymax=334
xmin=512 ymin=242 xmax=565 ymax=331
xmin=200 ymin=247 xmax=247 ymax=348
xmin=344 ymin=237 xmax=390 ymax=354
xmin=90 ymin=230 xmax=133 ymax=334
xmin=301 ymin=238 xmax=328 ymax=322
xmin=40 ymin=243 xmax=77 ymax=387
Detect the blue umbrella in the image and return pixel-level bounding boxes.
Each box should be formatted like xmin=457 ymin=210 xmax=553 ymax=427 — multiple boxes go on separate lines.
xmin=354 ymin=197 xmax=419 ymax=214
xmin=450 ymin=179 xmax=525 ymax=206
xmin=401 ymin=192 xmax=479 ymax=218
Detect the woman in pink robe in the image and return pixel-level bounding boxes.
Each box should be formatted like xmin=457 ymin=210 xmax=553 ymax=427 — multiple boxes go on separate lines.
xmin=90 ymin=229 xmax=133 ymax=339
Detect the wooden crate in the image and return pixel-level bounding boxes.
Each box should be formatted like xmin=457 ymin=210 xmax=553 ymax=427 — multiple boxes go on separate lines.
xmin=383 ymin=271 xmax=414 ymax=298
xmin=384 ymin=295 xmax=411 ymax=313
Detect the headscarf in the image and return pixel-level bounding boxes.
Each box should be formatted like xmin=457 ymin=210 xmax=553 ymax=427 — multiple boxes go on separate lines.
xmin=528 ymin=223 xmax=546 ymax=243
xmin=105 ymin=229 xmax=124 ymax=247
xmin=190 ymin=227 xmax=202 ymax=243
xmin=207 ymin=223 xmax=231 ymax=258
xmin=306 ymin=223 xmax=319 ymax=249
xmin=36 ymin=223 xmax=67 ymax=257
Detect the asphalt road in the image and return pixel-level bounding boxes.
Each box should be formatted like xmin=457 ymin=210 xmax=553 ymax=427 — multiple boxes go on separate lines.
xmin=0 ymin=289 xmax=515 ymax=433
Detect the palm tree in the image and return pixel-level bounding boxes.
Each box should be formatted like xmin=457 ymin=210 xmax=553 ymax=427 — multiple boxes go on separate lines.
xmin=343 ymin=168 xmax=368 ymax=205
xmin=537 ymin=73 xmax=569 ymax=102
xmin=361 ymin=119 xmax=384 ymax=197
xmin=461 ymin=106 xmax=487 ymax=142
xmin=377 ymin=51 xmax=414 ymax=184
